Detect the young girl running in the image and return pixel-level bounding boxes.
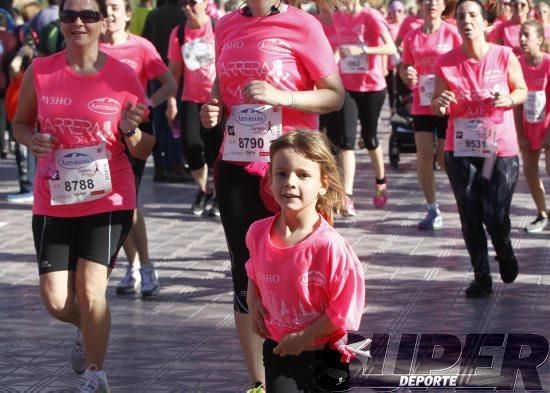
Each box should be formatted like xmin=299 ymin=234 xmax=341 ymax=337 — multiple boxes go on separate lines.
xmin=246 ymin=131 xmax=365 ymax=392
xmin=517 ymin=20 xmax=550 ymax=233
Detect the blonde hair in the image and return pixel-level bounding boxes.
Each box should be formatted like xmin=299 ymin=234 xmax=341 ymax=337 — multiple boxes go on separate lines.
xmin=269 ymin=131 xmax=346 ymax=225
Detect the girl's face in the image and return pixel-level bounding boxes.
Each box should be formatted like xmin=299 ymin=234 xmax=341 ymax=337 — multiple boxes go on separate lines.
xmin=182 ymin=0 xmax=207 ymax=19
xmin=456 ymin=1 xmax=487 ymax=41
xmin=60 ymin=0 xmax=105 ymax=48
xmin=535 ymin=2 xmax=549 ymax=21
xmin=106 ymin=0 xmax=130 ymax=34
xmin=519 ymin=24 xmax=543 ymax=55
xmin=421 ymin=0 xmax=446 ymax=20
xmin=271 ymin=147 xmax=327 ymax=217
xmin=511 ymin=0 xmax=530 ymax=18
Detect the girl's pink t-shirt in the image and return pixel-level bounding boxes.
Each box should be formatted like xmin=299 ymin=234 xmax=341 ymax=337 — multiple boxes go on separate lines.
xmin=402 ymin=23 xmax=462 ymax=115
xmin=167 ymin=19 xmax=216 ymax=104
xmin=100 ymin=34 xmax=168 ymax=91
xmin=518 ymin=53 xmax=550 ymax=150
xmin=245 ymin=214 xmax=365 ymax=344
xmin=215 ymin=5 xmax=338 ymax=132
xmin=333 ymin=8 xmax=390 ymax=92
xmin=32 ymin=51 xmax=146 ymax=217
xmin=435 ymin=44 xmax=519 ymax=156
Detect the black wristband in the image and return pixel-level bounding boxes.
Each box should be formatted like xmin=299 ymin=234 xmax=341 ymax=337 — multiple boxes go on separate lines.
xmin=123 ymin=129 xmax=137 ymax=138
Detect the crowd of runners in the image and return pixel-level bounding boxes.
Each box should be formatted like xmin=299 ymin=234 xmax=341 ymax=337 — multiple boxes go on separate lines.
xmin=0 ymin=0 xmax=548 ymax=390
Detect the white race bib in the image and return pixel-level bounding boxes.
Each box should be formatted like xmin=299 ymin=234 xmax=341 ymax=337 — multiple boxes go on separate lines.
xmin=454 ymin=117 xmax=497 ymax=157
xmin=222 ymin=104 xmax=283 ymax=162
xmin=340 ymin=54 xmax=368 ymax=74
xmin=525 ymin=90 xmax=546 ymax=124
xmin=48 ymin=143 xmax=112 ymax=205
xmin=419 ymin=74 xmax=435 ymax=106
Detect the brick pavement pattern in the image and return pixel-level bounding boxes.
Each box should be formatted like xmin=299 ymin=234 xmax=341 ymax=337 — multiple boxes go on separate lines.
xmin=0 ymin=112 xmax=549 ymax=392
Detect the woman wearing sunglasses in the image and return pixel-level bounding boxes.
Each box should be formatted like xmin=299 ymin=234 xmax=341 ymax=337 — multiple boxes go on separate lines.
xmin=489 ymin=0 xmax=533 ymax=54
xmin=199 ymin=0 xmax=344 ymax=390
xmin=12 ymin=0 xmax=155 ymax=390
xmin=101 ymin=0 xmax=177 ymax=298
xmin=166 ymin=0 xmax=223 ymax=218
xmin=432 ymin=0 xmax=527 ymax=298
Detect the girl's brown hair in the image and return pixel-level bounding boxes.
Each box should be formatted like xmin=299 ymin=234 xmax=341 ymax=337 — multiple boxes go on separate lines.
xmin=521 ymin=19 xmax=548 ymax=53
xmin=269 ymin=131 xmax=346 ymax=225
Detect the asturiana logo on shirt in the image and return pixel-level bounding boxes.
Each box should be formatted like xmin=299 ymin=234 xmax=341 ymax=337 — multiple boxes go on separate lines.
xmin=483 ymin=69 xmax=504 ymax=82
xmin=300 ymin=271 xmax=326 ymax=286
xmin=88 ymin=98 xmax=121 ymax=115
xmin=58 ymin=152 xmax=93 ymax=169
xmin=258 ymin=38 xmax=292 ymax=55
xmin=236 ymin=108 xmax=266 ymax=126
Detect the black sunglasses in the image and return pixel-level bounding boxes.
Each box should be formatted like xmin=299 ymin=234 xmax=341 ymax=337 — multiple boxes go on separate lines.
xmin=60 ymin=10 xmax=103 ymax=23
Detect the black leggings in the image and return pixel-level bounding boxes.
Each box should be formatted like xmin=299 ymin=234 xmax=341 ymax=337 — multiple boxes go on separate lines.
xmin=445 ymin=153 xmax=519 ymax=277
xmin=215 ymin=160 xmax=272 ymax=313
xmin=263 ymin=339 xmax=350 ymax=393
xmin=349 ymin=89 xmax=387 ymax=151
xmin=323 ymin=91 xmax=358 ymax=154
xmin=179 ymin=101 xmax=223 ymax=171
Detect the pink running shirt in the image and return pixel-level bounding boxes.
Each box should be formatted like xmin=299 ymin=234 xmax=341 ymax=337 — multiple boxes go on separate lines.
xmin=490 ymin=20 xmax=522 ymax=55
xmin=435 ymin=44 xmax=519 ymax=156
xmin=100 ymin=34 xmax=168 ymax=91
xmin=402 ymin=23 xmax=462 ymax=115
xmin=167 ymin=19 xmax=216 ymax=104
xmin=215 ymin=5 xmax=338 ymax=133
xmin=387 ymin=21 xmax=402 ymax=71
xmin=333 ymin=8 xmax=390 ymax=92
xmin=32 ymin=51 xmax=146 ymax=217
xmin=518 ymin=53 xmax=550 ymax=150
xmin=245 ymin=214 xmax=365 ymax=344
xmin=396 ymin=14 xmax=423 ymax=43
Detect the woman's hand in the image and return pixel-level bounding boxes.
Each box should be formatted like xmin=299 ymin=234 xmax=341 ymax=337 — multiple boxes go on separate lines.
xmin=243 ymin=80 xmax=291 ymax=107
xmin=120 ymin=102 xmax=146 ymax=134
xmin=165 ymin=97 xmax=178 ymax=124
xmin=338 ymin=44 xmax=364 ymax=58
xmin=30 ymin=133 xmax=56 ymax=158
xmin=273 ymin=332 xmax=307 ymax=357
xmin=200 ymin=99 xmax=222 ymax=129
xmin=492 ymin=91 xmax=514 ymax=108
xmin=432 ymin=90 xmax=457 ymax=115
xmin=403 ymin=65 xmax=418 ymax=87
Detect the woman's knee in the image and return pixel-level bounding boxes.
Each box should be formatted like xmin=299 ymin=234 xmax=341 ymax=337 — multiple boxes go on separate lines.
xmin=41 ymin=289 xmax=74 ymax=321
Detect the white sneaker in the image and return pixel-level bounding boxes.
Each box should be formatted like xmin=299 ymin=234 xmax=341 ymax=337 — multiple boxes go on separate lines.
xmin=71 ymin=329 xmax=87 ymax=374
xmin=140 ymin=265 xmax=160 ymax=297
xmin=116 ymin=265 xmax=140 ymax=294
xmin=79 ymin=367 xmax=110 ymax=393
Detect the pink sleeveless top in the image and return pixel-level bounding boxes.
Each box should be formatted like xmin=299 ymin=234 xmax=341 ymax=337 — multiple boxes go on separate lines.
xmin=435 ymin=44 xmax=519 ymax=156
xmin=32 ymin=51 xmax=146 ymax=217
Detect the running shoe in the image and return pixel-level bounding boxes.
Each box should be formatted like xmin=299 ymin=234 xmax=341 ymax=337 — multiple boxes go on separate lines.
xmin=208 ymin=197 xmax=220 ymax=217
xmin=418 ymin=208 xmax=443 ymax=230
xmin=191 ymin=191 xmax=213 ymax=216
xmin=79 ymin=367 xmax=110 ymax=393
xmin=6 ymin=191 xmax=34 ymax=204
xmin=342 ymin=196 xmax=357 ymax=217
xmin=71 ymin=329 xmax=86 ymax=375
xmin=372 ymin=187 xmax=388 ymax=209
xmin=524 ymin=214 xmax=548 ymax=233
xmin=496 ymin=255 xmax=518 ymax=284
xmin=465 ymin=275 xmax=492 ymax=298
xmin=115 ymin=265 xmax=140 ymax=294
xmin=246 ymin=382 xmax=265 ymax=393
xmin=140 ymin=265 xmax=160 ymax=297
